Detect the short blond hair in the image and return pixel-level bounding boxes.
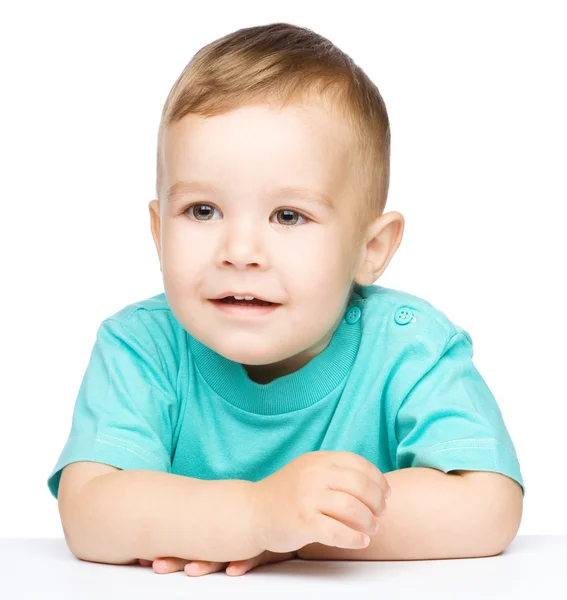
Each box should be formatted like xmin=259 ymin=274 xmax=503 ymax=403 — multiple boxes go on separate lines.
xmin=156 ymin=22 xmax=390 ymax=229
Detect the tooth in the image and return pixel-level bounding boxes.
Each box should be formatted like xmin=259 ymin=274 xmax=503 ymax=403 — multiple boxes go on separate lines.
xmin=244 ymin=296 xmax=254 ymax=300
xmin=233 ymin=295 xmax=245 ymax=300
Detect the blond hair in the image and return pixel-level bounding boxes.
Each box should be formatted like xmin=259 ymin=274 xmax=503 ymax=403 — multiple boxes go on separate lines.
xmin=156 ymin=22 xmax=390 ymax=229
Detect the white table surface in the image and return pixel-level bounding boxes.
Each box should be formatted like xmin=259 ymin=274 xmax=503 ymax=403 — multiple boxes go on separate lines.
xmin=0 ymin=536 xmax=564 ymax=599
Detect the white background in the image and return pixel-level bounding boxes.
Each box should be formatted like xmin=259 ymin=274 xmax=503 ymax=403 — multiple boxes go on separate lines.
xmin=1 ymin=0 xmax=565 ymax=537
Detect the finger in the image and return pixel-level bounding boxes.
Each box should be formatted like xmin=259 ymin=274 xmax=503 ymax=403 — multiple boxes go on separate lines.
xmin=322 ymin=488 xmax=381 ymax=539
xmin=329 ymin=467 xmax=387 ymax=518
xmin=185 ymin=560 xmax=229 ymax=577
xmin=313 ymin=510 xmax=372 ymax=549
xmin=138 ymin=559 xmax=152 ymax=567
xmin=321 ymin=450 xmax=389 ymax=498
xmin=226 ymin=558 xmax=258 ymax=576
xmin=344 ymin=451 xmax=390 ymax=497
xmin=153 ymin=558 xmax=191 ymax=574
xmin=227 ymin=551 xmax=295 ymax=576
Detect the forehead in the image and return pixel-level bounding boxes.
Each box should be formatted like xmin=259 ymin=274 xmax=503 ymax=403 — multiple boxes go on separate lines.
xmin=166 ymin=100 xmax=351 ymax=147
xmin=162 ymin=102 xmax=355 ymax=201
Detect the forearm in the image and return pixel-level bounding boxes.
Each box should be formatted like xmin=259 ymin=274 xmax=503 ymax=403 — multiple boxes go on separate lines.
xmin=65 ymin=470 xmax=262 ymax=564
xmin=297 ymin=467 xmax=511 ymax=561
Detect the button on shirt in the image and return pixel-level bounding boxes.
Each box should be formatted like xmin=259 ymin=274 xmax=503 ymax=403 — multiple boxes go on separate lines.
xmin=47 ymin=283 xmax=525 ymax=499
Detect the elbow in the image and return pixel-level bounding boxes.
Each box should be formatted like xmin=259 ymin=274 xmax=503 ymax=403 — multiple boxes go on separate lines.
xmin=459 ymin=471 xmax=524 ymax=557
xmin=57 ymin=465 xmax=127 ymax=563
xmin=60 ymin=516 xmax=135 ymax=565
xmin=58 ymin=486 xmax=107 ymax=563
xmin=484 ymin=526 xmax=520 ymax=557
xmin=59 ymin=499 xmax=92 ymax=561
xmin=486 ymin=488 xmax=524 ymax=556
xmin=58 ymin=489 xmax=84 ymax=559
xmin=57 ymin=481 xmax=141 ymax=566
xmin=493 ymin=514 xmax=522 ymax=556
xmin=60 ymin=528 xmax=90 ymax=564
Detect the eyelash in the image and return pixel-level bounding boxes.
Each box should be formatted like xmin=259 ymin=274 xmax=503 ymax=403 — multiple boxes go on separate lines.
xmin=181 ymin=203 xmax=312 ymax=227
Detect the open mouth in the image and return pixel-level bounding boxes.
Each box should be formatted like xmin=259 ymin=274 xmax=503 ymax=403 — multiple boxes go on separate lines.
xmin=209 ymin=297 xmax=282 ymax=316
xmin=217 ymin=297 xmax=275 ymax=307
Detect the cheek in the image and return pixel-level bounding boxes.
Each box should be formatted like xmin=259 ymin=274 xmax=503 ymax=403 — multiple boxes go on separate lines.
xmin=161 ymin=235 xmax=206 ymax=296
xmin=290 ymin=232 xmax=352 ymax=282
xmin=162 ymin=222 xmax=206 ymax=263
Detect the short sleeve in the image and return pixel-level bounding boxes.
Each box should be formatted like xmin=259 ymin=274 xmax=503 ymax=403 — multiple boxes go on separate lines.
xmin=394 ymin=328 xmax=525 ymax=497
xmin=47 ymin=317 xmax=179 ymax=499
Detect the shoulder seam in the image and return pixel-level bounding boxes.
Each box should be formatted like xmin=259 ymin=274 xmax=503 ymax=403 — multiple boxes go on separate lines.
xmin=106 ymin=303 xmax=171 ymax=325
xmin=99 ymin=315 xmax=178 ymax=397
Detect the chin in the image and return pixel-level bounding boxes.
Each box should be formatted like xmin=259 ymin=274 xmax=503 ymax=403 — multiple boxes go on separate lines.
xmin=230 ymin=351 xmax=284 ymax=367
xmin=217 ymin=343 xmax=287 ymax=366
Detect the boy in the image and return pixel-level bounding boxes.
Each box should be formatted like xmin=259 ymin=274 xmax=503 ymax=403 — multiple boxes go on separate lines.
xmin=48 ymin=22 xmax=524 ymax=577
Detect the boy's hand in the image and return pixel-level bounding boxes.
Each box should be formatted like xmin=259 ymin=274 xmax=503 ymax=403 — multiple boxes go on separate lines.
xmin=250 ymin=450 xmax=390 ymax=553
xmin=138 ymin=549 xmax=297 ymax=576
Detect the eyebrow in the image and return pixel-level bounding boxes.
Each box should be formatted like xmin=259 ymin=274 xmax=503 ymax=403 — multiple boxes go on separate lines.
xmin=166 ymin=180 xmax=334 ymax=208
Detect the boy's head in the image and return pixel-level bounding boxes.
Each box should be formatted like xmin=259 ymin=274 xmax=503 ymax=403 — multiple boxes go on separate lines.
xmin=149 ymin=23 xmax=404 ymax=383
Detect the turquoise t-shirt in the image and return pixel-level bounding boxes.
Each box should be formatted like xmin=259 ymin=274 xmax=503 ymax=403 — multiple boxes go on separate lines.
xmin=47 ymin=283 xmax=525 ymax=499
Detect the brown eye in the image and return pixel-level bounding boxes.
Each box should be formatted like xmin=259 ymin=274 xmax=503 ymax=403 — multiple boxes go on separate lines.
xmin=275 ymin=209 xmax=304 ymax=226
xmin=190 ymin=204 xmax=215 ymax=220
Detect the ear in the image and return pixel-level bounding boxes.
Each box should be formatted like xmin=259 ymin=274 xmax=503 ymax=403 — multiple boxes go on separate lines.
xmin=149 ymin=199 xmax=163 ymax=272
xmin=353 ymin=211 xmax=405 ymax=286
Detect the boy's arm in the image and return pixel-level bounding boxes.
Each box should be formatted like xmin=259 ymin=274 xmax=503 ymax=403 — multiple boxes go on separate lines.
xmin=59 ymin=463 xmax=263 ymax=564
xmin=297 ymin=467 xmax=523 ymax=561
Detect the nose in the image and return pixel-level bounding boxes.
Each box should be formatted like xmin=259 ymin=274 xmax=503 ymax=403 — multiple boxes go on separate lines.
xmin=217 ymin=222 xmax=267 ymax=270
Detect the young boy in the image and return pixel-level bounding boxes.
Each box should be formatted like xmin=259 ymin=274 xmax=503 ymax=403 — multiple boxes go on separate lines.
xmin=48 ymin=22 xmax=524 ymax=577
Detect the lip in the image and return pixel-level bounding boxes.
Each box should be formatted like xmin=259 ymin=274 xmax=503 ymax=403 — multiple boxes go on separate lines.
xmin=209 ymin=298 xmax=282 ymax=318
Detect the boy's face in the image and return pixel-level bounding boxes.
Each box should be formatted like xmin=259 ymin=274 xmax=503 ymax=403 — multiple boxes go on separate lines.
xmin=150 ymin=100 xmax=399 ymax=383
